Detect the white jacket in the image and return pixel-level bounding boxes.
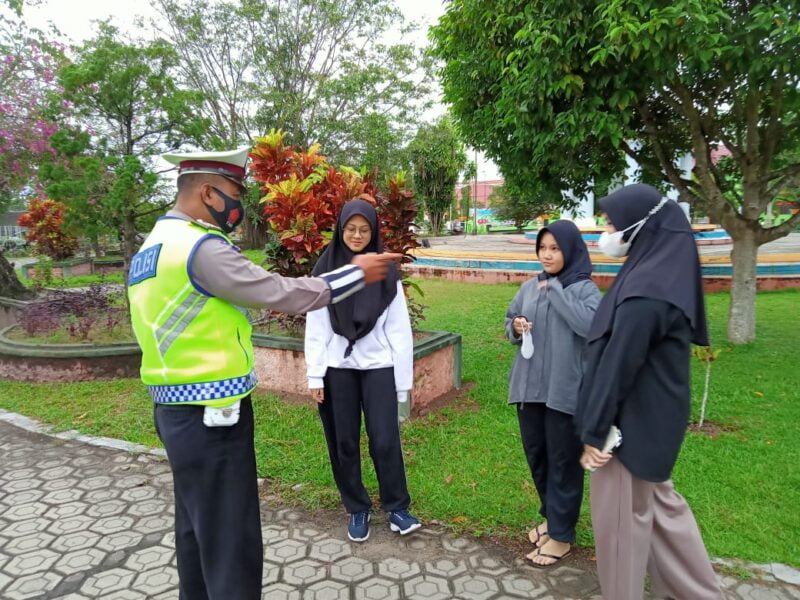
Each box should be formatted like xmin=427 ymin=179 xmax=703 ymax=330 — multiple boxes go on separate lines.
xmin=304 ymin=281 xmax=414 ymax=402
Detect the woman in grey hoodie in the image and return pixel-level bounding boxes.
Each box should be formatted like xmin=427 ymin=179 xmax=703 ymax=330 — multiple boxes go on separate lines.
xmin=505 ymin=220 xmax=601 ymax=566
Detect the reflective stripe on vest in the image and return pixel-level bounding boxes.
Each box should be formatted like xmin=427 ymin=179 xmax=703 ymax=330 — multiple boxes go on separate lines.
xmin=155 ymin=289 xmax=209 ymax=357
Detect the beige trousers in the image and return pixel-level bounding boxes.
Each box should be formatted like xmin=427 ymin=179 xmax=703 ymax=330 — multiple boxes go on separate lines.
xmin=590 ymin=457 xmax=724 ymax=600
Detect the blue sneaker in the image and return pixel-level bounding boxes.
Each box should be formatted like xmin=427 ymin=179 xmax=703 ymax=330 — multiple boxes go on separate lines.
xmin=347 ymin=510 xmax=370 ymax=542
xmin=389 ymin=509 xmax=421 ymax=535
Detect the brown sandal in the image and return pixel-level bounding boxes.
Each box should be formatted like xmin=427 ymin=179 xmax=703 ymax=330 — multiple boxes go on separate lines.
xmin=526 ymin=546 xmax=571 ymax=567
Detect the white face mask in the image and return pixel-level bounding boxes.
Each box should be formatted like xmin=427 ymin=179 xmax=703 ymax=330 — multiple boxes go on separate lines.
xmin=598 ymin=198 xmax=668 ymax=258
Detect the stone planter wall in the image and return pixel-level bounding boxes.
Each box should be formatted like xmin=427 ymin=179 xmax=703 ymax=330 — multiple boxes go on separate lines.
xmin=252 ymin=330 xmax=462 ymax=417
xmin=0 ymin=325 xmax=141 ymax=382
xmin=22 ymin=257 xmax=126 ymax=280
xmin=0 ymin=297 xmax=28 ymax=330
xmin=94 ymin=258 xmax=125 ymax=275
xmin=0 ymin=323 xmax=463 ymax=418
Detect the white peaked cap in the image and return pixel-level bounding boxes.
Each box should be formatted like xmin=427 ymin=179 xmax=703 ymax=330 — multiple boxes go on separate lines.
xmin=162 ymin=147 xmax=250 ymax=188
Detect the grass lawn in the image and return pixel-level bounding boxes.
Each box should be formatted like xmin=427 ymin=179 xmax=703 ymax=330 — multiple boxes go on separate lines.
xmin=18 ymin=271 xmax=125 ymax=289
xmin=0 ymin=281 xmax=797 ymax=567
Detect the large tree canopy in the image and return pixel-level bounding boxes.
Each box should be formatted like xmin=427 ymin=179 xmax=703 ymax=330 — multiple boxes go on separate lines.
xmin=154 ymin=0 xmax=431 ymax=164
xmin=154 ymin=0 xmax=431 ymax=247
xmin=46 ymin=23 xmax=206 ymax=266
xmin=431 ymin=0 xmax=800 ymax=343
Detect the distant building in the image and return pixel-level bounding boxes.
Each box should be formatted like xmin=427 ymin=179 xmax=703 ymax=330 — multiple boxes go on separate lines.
xmin=454 ymin=179 xmax=504 ymax=209
xmin=0 ymin=210 xmax=26 ymax=239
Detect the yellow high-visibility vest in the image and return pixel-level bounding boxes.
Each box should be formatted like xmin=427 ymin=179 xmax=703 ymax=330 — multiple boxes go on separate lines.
xmin=128 ymin=217 xmax=255 ymax=407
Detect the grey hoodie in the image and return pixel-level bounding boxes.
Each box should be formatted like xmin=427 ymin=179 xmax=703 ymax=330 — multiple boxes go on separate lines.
xmin=505 ymin=277 xmax=601 ymax=414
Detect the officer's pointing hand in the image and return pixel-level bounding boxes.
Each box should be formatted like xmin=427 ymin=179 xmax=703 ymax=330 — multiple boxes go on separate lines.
xmin=351 ymin=253 xmax=403 ymax=284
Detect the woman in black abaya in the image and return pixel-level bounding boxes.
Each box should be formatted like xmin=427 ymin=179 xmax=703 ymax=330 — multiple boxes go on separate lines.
xmin=576 ymin=184 xmax=722 ymax=600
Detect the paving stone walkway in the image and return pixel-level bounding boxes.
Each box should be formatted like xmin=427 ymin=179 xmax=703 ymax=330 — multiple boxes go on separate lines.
xmin=1 ymin=417 xmax=798 ymax=600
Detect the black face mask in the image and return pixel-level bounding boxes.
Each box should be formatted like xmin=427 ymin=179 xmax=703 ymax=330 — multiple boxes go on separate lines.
xmin=206 ymin=186 xmax=244 ymax=233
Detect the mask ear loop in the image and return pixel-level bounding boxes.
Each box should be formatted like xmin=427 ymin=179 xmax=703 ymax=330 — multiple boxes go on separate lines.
xmin=623 ymin=197 xmax=669 ymax=245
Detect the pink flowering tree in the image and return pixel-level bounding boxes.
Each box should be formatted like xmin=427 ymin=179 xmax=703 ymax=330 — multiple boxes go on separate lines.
xmin=0 ymin=19 xmax=64 ymax=195
xmin=0 ymin=12 xmax=66 ymax=298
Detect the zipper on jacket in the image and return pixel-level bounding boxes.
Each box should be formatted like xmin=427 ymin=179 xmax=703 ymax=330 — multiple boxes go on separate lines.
xmin=536 ymin=287 xmax=550 ymax=401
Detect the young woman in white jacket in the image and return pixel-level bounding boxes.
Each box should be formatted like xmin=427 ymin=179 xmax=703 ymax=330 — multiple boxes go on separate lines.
xmin=306 ymin=199 xmax=419 ymax=543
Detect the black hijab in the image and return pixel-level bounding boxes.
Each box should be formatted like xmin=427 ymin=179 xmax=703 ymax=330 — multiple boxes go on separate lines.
xmin=535 ymin=219 xmax=593 ymax=288
xmin=312 ymin=199 xmax=399 ymax=357
xmin=587 ymin=184 xmax=708 ymax=346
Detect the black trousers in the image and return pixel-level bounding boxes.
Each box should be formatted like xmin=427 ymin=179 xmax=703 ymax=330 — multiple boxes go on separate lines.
xmin=154 ymin=396 xmax=262 ymax=600
xmin=516 ymin=403 xmax=584 ymax=543
xmin=318 ymin=367 xmax=411 ymax=514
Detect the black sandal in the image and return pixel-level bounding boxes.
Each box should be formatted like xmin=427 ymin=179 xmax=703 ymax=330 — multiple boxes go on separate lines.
xmin=527 ymin=524 xmax=548 ymax=546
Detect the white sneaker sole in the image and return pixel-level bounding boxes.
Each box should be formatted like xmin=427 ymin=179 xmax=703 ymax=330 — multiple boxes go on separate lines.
xmin=347 ymin=530 xmax=369 ymax=542
xmin=347 ymin=514 xmax=371 ymax=542
xmin=390 ymin=522 xmax=422 ymax=536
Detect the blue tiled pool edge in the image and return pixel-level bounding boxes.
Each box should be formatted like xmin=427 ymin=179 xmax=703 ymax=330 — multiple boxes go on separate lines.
xmin=524 ymin=230 xmax=732 ymax=242
xmin=412 ymin=257 xmax=800 ymax=277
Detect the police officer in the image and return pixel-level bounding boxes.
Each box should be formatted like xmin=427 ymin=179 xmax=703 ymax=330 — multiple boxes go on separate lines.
xmin=127 ymin=148 xmax=401 ymax=600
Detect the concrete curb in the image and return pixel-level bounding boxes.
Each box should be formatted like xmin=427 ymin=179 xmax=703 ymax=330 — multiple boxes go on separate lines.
xmin=0 ymin=408 xmax=165 ymax=458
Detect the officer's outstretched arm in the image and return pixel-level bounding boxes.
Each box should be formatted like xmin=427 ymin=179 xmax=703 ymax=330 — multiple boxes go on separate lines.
xmin=190 ymin=238 xmax=399 ymax=314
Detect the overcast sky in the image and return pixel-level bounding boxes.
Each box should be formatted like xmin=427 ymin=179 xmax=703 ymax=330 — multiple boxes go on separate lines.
xmin=18 ymin=0 xmax=500 ymax=180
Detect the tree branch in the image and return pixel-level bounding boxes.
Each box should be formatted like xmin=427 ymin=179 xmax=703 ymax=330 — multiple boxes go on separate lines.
xmin=134 ymin=202 xmax=174 ymax=218
xmin=717 ymin=131 xmax=746 ymax=163
xmin=760 ymin=71 xmax=785 ymax=180
xmin=668 ymin=81 xmax=729 ymax=218
xmin=757 ymin=205 xmax=800 ymax=244
xmin=744 ymin=89 xmax=760 ymax=167
xmin=766 ymin=163 xmax=800 ymax=195
xmin=635 ymin=102 xmax=696 ymax=203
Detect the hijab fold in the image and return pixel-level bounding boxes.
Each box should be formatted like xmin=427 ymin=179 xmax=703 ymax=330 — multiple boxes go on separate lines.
xmin=587 ymin=184 xmax=708 ymax=346
xmin=535 ymin=220 xmax=593 ymax=287
xmin=312 ymin=199 xmax=399 ymax=357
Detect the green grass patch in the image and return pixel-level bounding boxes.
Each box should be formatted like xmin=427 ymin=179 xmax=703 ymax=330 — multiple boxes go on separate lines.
xmin=0 ymin=283 xmax=797 ymax=566
xmin=23 ymin=272 xmax=125 ymax=289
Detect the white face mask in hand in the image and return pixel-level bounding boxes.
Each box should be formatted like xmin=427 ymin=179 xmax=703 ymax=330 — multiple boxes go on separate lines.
xmin=521 ymin=329 xmax=534 ymax=359
xmin=598 ymin=197 xmax=669 ymax=258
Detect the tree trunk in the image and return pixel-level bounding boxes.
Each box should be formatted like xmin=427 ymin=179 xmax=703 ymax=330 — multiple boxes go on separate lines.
xmin=241 ymin=218 xmax=269 ymax=250
xmin=429 ymin=211 xmax=443 ymax=236
xmin=0 ymin=252 xmax=34 ymax=300
xmin=121 ymin=212 xmax=139 ymax=280
xmin=728 ymin=228 xmax=758 ymax=344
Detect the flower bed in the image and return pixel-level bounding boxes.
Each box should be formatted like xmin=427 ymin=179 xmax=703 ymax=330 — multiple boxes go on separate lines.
xmin=21 ymin=256 xmax=126 ymax=280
